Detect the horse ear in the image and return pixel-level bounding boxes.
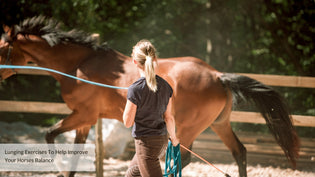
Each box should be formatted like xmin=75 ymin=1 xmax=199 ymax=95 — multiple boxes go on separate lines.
xmin=3 ymin=25 xmax=11 ymax=35
xmin=2 ymin=25 xmax=20 ymax=43
xmin=2 ymin=25 xmax=18 ymax=39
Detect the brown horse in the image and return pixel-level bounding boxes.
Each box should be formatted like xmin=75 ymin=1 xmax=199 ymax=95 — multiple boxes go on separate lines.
xmin=0 ymin=16 xmax=299 ymax=177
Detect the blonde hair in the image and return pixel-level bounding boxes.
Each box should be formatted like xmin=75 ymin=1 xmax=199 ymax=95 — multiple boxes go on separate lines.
xmin=132 ymin=40 xmax=158 ymax=92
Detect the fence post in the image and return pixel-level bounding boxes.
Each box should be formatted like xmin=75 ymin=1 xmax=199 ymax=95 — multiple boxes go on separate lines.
xmin=95 ymin=118 xmax=104 ymax=177
xmin=92 ymin=33 xmax=104 ymax=177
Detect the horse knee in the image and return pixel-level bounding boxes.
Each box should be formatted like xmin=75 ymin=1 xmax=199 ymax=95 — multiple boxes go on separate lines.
xmin=74 ymin=136 xmax=87 ymax=144
xmin=45 ymin=121 xmax=64 ymax=144
xmin=45 ymin=131 xmax=55 ymax=144
xmin=74 ymin=133 xmax=88 ymax=144
xmin=68 ymin=171 xmax=76 ymax=177
xmin=74 ymin=126 xmax=91 ymax=144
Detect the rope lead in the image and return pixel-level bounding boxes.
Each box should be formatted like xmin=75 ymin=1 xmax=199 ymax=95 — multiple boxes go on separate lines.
xmin=164 ymin=141 xmax=182 ymax=177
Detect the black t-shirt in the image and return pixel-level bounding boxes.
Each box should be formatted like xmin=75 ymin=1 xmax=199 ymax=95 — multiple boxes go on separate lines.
xmin=127 ymin=75 xmax=173 ymax=138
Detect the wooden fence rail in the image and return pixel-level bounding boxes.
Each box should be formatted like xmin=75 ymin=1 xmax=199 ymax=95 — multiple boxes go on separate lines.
xmin=239 ymin=73 xmax=315 ymax=88
xmin=0 ymin=100 xmax=314 ymax=127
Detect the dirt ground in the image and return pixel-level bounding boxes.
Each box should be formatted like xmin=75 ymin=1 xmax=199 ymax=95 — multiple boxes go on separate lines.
xmin=0 ymin=121 xmax=314 ymax=177
xmin=1 ymin=158 xmax=314 ymax=177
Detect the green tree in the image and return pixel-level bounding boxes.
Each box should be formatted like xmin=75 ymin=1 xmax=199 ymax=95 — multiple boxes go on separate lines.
xmin=0 ymin=0 xmax=314 ymax=136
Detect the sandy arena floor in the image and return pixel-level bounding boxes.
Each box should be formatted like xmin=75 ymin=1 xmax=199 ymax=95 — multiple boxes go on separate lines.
xmin=1 ymin=158 xmax=315 ymax=177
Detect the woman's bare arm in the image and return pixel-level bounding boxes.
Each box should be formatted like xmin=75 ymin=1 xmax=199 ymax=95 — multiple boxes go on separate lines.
xmin=123 ymin=100 xmax=137 ymax=128
xmin=164 ymin=98 xmax=179 ymax=146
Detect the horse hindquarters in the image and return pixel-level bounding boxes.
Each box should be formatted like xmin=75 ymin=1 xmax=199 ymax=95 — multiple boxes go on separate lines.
xmin=219 ymin=73 xmax=300 ymax=167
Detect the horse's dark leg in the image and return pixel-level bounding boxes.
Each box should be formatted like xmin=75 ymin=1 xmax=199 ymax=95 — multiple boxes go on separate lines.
xmin=181 ymin=144 xmax=193 ymax=168
xmin=210 ymin=122 xmax=247 ymax=177
xmin=68 ymin=125 xmax=92 ymax=177
xmin=46 ymin=120 xmax=63 ymax=144
xmin=74 ymin=125 xmax=91 ymax=144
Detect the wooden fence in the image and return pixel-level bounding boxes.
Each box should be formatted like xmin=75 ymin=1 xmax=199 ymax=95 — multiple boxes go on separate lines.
xmin=1 ymin=68 xmax=314 ymax=127
xmin=0 ymin=67 xmax=315 ymax=175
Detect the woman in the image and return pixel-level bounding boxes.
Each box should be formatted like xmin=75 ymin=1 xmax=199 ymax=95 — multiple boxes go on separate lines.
xmin=123 ymin=40 xmax=179 ymax=177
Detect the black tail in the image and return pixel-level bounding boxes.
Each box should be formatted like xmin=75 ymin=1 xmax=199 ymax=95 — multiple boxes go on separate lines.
xmin=219 ymin=73 xmax=300 ymax=167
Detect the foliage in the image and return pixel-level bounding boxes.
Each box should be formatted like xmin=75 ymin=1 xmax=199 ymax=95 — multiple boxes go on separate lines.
xmin=1 ymin=0 xmax=314 ymax=75
xmin=0 ymin=0 xmax=314 ymax=136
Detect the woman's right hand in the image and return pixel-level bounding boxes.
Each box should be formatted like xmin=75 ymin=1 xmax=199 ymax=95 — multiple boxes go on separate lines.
xmin=171 ymin=137 xmax=180 ymax=147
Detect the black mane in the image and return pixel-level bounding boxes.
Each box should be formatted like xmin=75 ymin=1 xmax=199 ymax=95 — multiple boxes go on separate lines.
xmin=14 ymin=16 xmax=107 ymax=50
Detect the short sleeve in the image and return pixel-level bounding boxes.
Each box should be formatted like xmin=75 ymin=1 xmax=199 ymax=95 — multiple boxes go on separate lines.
xmin=163 ymin=78 xmax=173 ymax=98
xmin=127 ymin=83 xmax=142 ymax=106
xmin=168 ymin=85 xmax=173 ymax=98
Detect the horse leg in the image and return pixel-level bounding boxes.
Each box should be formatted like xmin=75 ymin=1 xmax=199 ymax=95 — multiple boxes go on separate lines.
xmin=74 ymin=125 xmax=91 ymax=144
xmin=45 ymin=120 xmax=63 ymax=144
xmin=46 ymin=110 xmax=96 ymax=177
xmin=45 ymin=110 xmax=97 ymax=144
xmin=208 ymin=88 xmax=247 ymax=177
xmin=176 ymin=107 xmax=224 ymax=169
xmin=210 ymin=120 xmax=247 ymax=177
xmin=181 ymin=144 xmax=193 ymax=168
xmin=67 ymin=125 xmax=92 ymax=177
xmin=176 ymin=123 xmax=201 ymax=169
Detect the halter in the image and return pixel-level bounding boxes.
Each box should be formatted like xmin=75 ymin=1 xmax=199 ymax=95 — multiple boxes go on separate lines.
xmin=1 ymin=32 xmax=17 ymax=74
xmin=3 ymin=44 xmax=17 ymax=75
xmin=5 ymin=45 xmax=12 ymax=64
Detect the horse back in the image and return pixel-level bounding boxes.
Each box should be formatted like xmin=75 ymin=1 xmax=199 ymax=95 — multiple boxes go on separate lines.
xmin=157 ymin=56 xmax=224 ymax=94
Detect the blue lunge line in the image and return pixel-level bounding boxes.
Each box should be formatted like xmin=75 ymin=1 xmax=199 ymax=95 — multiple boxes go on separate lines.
xmin=0 ymin=65 xmax=128 ymax=90
xmin=164 ymin=141 xmax=182 ymax=177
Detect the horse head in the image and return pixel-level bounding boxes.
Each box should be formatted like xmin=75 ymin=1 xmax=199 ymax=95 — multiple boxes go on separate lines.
xmin=0 ymin=25 xmax=27 ymax=81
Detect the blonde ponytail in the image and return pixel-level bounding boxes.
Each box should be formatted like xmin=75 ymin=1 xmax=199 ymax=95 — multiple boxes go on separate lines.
xmin=144 ymin=56 xmax=157 ymax=92
xmin=132 ymin=40 xmax=158 ymax=92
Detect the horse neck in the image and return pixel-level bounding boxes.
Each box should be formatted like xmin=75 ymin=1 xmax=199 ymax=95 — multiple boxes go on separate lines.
xmin=15 ymin=37 xmax=94 ymax=80
xmin=15 ymin=35 xmax=140 ymax=87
